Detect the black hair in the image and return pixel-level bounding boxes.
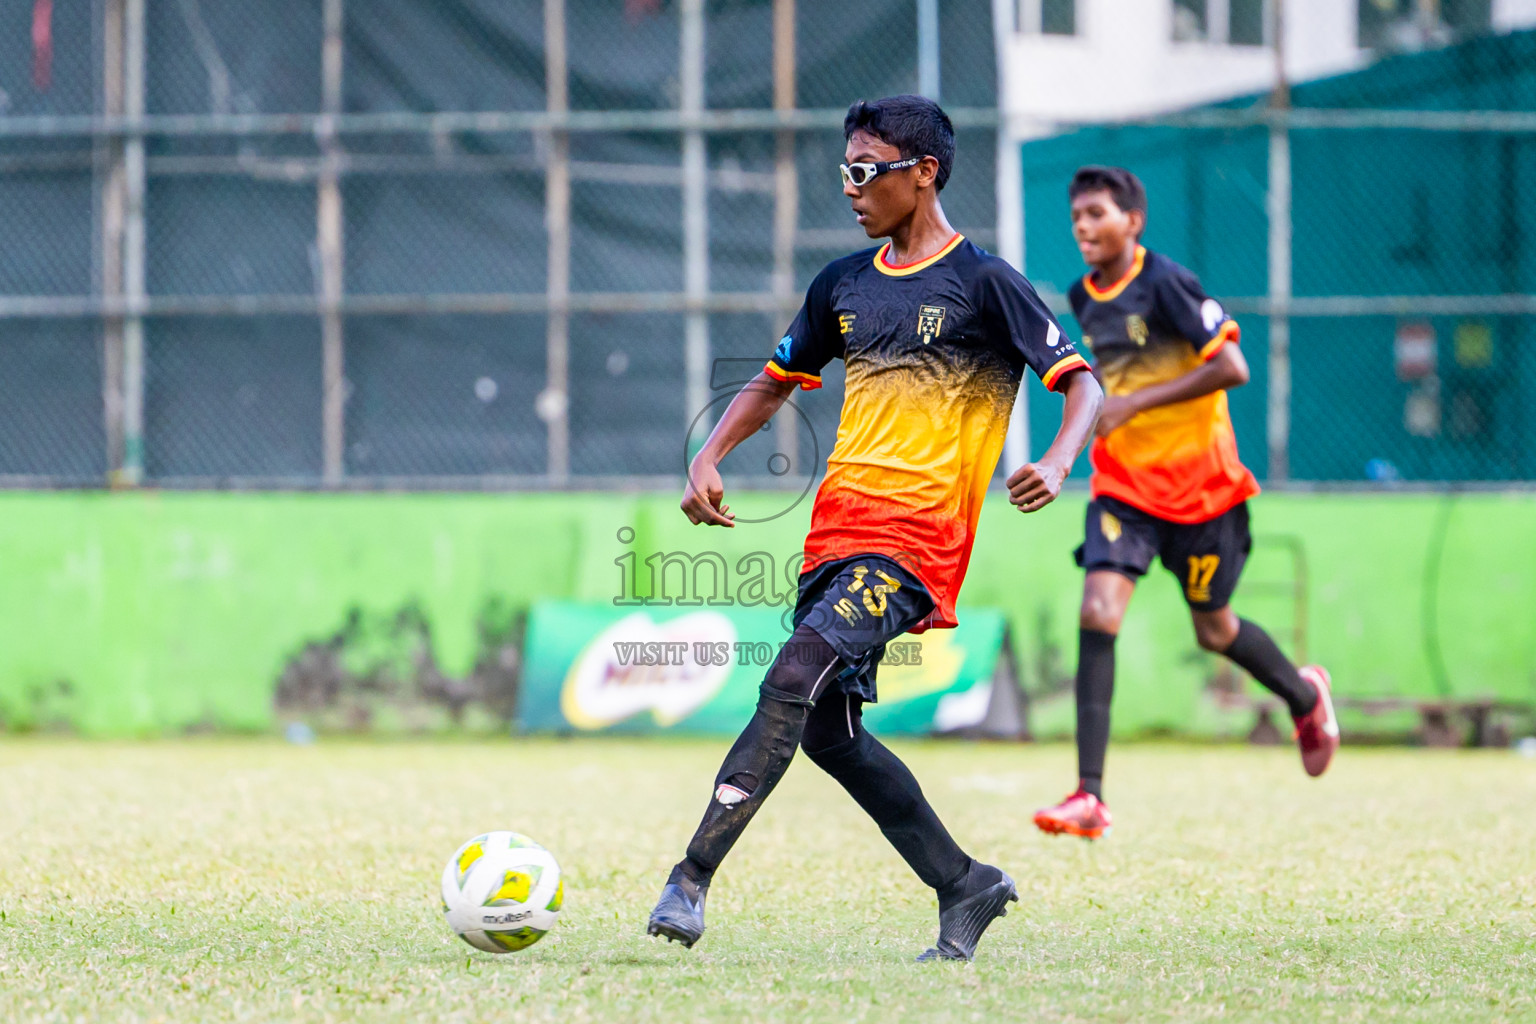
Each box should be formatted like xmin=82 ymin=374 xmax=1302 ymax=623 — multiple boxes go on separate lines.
xmin=1069 ymin=166 xmax=1148 ymax=223
xmin=844 ymin=95 xmax=955 ymax=191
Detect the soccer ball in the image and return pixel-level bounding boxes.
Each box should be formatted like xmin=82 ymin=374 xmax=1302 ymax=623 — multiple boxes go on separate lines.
xmin=440 ymin=831 xmax=564 ymax=953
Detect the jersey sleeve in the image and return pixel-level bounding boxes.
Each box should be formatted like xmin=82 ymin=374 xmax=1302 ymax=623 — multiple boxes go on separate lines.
xmin=764 ymin=263 xmax=843 ymax=390
xmin=980 ymin=262 xmax=1090 ymax=392
xmin=1154 ymin=266 xmax=1240 ymax=362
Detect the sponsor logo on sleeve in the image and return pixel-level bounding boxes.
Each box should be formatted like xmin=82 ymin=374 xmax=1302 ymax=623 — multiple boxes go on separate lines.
xmin=1201 ymin=299 xmax=1225 ymax=333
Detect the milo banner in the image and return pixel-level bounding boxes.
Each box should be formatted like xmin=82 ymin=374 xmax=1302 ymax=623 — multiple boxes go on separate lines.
xmin=518 ymin=601 xmax=1025 ymax=737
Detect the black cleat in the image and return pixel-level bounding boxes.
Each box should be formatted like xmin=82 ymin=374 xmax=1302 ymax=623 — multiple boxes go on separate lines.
xmin=917 ymin=862 xmax=1018 ymax=963
xmin=646 ymin=881 xmax=706 ymax=948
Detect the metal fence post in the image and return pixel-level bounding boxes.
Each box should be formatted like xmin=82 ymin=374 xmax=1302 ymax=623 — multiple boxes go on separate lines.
xmin=918 ymin=0 xmax=940 ymax=101
xmin=681 ymin=0 xmax=710 ymax=449
xmin=120 ymin=0 xmax=147 ymax=485
xmin=771 ymin=0 xmax=799 ymax=474
xmin=543 ymin=0 xmax=571 ymax=483
xmin=99 ymin=0 xmax=126 ymax=480
xmin=994 ymin=0 xmax=1029 ymax=471
xmin=318 ymin=0 xmax=346 ymax=484
xmin=1266 ymin=0 xmax=1292 ymax=483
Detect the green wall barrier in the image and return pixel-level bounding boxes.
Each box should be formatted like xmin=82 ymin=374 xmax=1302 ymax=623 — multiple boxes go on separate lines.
xmin=0 ymin=492 xmax=625 ymax=734
xmin=0 ymin=490 xmax=1529 ymax=737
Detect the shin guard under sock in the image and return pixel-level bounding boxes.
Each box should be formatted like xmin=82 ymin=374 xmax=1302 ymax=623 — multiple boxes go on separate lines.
xmin=680 ymin=684 xmax=812 ymax=884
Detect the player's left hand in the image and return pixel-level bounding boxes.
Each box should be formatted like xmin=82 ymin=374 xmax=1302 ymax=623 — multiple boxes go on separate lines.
xmin=1006 ymin=460 xmax=1068 ymax=513
xmin=1094 ymin=394 xmax=1139 ymax=437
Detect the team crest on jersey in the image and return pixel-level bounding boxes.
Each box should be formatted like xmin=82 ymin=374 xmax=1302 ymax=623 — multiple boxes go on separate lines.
xmin=838 ymin=313 xmax=857 ymax=335
xmin=917 ymin=305 xmax=945 ymax=345
xmin=1126 ymin=315 xmax=1149 ymax=346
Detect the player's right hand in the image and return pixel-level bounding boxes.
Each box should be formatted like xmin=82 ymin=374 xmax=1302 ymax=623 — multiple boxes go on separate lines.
xmin=681 ymin=459 xmax=735 ymax=527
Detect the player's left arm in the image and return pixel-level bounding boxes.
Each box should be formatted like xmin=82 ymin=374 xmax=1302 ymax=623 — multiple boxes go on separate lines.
xmin=1096 ymin=269 xmax=1247 ymax=437
xmin=1008 ymin=368 xmax=1102 ymax=513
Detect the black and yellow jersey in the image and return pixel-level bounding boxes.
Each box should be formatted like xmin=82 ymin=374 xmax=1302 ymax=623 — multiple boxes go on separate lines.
xmin=1068 ymin=245 xmax=1258 ymax=524
xmin=766 ymin=233 xmax=1088 ymax=628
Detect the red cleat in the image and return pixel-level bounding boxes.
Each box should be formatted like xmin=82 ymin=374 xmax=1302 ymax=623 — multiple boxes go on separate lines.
xmin=1033 ymin=789 xmax=1113 ymax=840
xmin=1294 ymin=665 xmax=1339 ymax=777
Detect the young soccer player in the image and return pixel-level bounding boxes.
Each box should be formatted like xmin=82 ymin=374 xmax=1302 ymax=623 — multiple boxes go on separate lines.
xmin=647 ymin=96 xmax=1102 ymax=961
xmin=1032 ymin=166 xmax=1339 ymax=842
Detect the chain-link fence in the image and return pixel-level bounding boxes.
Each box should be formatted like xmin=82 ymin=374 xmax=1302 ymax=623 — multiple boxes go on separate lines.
xmin=0 ymin=1 xmax=1531 ymax=488
xmin=0 ymin=0 xmax=998 ymax=487
xmin=1020 ymin=28 xmax=1536 ymax=485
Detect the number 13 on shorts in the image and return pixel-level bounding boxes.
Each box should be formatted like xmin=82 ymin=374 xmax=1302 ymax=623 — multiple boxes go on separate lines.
xmin=848 ymin=565 xmax=901 ymax=617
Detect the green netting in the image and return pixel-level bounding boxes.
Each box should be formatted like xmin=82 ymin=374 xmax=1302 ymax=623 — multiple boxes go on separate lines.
xmin=1021 ymin=30 xmax=1536 ymax=482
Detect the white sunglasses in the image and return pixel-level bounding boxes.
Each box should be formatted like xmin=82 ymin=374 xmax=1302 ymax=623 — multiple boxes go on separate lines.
xmin=839 ymin=156 xmax=922 ymax=188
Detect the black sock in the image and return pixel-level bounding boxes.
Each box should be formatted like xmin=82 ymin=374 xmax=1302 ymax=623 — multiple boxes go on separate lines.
xmin=935 ymin=860 xmax=1002 ymax=912
xmin=803 ymin=698 xmax=970 ymax=895
xmin=1222 ymin=618 xmax=1316 ymax=718
xmin=1075 ymin=629 xmax=1116 ymax=801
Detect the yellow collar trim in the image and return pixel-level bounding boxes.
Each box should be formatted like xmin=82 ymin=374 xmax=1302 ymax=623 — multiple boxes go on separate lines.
xmin=1083 ymin=245 xmax=1146 ymax=302
xmin=873 ymin=233 xmax=965 ymax=277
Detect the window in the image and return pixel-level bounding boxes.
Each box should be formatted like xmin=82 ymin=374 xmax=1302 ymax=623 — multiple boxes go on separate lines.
xmin=1017 ymin=0 xmax=1076 ymax=36
xmin=1442 ymin=0 xmax=1491 ymax=36
xmin=1172 ymin=0 xmax=1267 ymax=46
xmin=1229 ymin=0 xmax=1265 ymax=46
xmin=1042 ymin=0 xmax=1075 ymax=35
xmin=1359 ymin=0 xmax=1490 ymax=51
xmin=1359 ymin=0 xmax=1403 ymax=50
xmin=1173 ymin=0 xmax=1207 ymax=41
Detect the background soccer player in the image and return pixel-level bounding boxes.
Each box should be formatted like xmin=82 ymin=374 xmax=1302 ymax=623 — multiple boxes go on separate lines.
xmin=1033 ymin=166 xmax=1339 ymax=842
xmin=647 ymin=95 xmax=1102 ymax=960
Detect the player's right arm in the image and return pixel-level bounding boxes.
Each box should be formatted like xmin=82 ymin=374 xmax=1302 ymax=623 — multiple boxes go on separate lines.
xmin=1095 ymin=345 xmax=1247 ymax=436
xmin=680 ymin=263 xmax=844 ymax=527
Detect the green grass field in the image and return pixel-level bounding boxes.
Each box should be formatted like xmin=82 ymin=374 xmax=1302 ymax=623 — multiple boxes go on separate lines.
xmin=2 ymin=739 xmax=1534 ymax=1023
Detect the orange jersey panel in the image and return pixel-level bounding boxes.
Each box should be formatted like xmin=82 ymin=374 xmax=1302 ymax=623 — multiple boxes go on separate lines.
xmin=800 ymin=352 xmax=1015 ymax=629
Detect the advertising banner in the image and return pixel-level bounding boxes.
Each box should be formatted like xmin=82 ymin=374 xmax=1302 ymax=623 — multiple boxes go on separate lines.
xmin=518 ymin=601 xmax=1019 ymax=737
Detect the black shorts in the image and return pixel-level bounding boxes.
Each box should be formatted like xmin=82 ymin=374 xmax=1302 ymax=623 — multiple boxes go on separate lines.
xmin=1074 ymin=495 xmax=1252 ymax=612
xmin=792 ymin=553 xmax=935 ymax=703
